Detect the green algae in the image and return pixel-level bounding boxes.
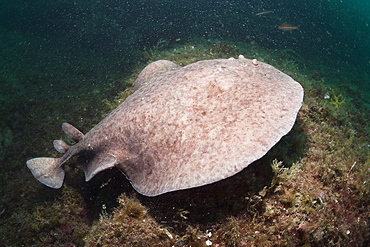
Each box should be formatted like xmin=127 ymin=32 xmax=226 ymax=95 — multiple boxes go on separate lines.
xmin=328 ymin=88 xmax=347 ymax=110
xmin=1 ymin=186 xmax=89 ymax=246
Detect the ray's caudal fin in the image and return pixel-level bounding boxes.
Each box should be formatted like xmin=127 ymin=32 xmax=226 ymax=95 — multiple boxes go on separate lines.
xmin=26 ymin=122 xmax=82 ymax=189
xmin=26 ymin=157 xmax=65 ymax=188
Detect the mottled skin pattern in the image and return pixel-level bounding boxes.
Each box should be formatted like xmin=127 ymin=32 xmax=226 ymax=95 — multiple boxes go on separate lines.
xmin=27 ymin=56 xmax=303 ymax=196
xmin=133 ymin=60 xmax=181 ymax=91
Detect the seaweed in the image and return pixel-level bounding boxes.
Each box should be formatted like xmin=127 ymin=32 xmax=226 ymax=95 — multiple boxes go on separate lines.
xmin=328 ymin=88 xmax=347 ymax=109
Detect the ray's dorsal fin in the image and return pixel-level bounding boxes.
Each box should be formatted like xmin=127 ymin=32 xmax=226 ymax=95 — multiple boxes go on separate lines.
xmin=53 ymin=140 xmax=71 ymax=153
xmin=26 ymin=157 xmax=65 ymax=188
xmin=62 ymin=122 xmax=84 ymax=142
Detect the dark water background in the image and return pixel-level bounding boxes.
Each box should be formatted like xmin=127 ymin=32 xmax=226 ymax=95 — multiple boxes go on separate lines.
xmin=1 ymin=0 xmax=369 ymax=110
xmin=1 ymin=0 xmax=369 ymax=109
xmin=2 ymin=0 xmax=369 ymax=63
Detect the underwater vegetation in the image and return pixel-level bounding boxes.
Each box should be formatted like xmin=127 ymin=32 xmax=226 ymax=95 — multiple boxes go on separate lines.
xmin=1 ymin=186 xmax=90 ymax=246
xmin=84 ymin=194 xmax=175 ymax=247
xmin=327 ymin=88 xmax=347 ymax=110
xmin=0 ymin=39 xmax=369 ymax=246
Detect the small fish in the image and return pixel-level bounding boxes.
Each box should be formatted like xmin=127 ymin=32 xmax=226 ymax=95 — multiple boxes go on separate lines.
xmin=256 ymin=10 xmax=273 ymax=16
xmin=278 ymin=23 xmax=299 ymax=31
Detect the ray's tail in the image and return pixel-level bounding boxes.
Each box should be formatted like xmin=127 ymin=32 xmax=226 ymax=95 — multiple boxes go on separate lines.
xmin=26 ymin=122 xmax=84 ymax=189
xmin=26 ymin=157 xmax=65 ymax=188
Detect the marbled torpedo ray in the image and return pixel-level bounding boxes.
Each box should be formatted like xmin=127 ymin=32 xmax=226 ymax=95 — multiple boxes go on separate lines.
xmin=27 ymin=56 xmax=304 ymax=196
